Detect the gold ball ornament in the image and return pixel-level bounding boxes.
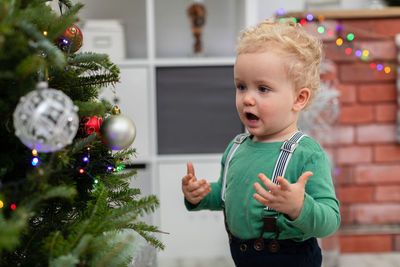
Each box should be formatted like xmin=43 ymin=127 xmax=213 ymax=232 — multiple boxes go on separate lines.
xmin=100 ymin=106 xmax=136 ymax=150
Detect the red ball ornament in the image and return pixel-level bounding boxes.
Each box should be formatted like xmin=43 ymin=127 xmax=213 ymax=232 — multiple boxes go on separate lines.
xmin=79 ymin=115 xmax=103 ymax=137
xmin=57 ymin=24 xmax=83 ymax=53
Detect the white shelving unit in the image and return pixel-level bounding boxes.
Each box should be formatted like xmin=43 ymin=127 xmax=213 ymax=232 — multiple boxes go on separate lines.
xmin=76 ymin=1 xmax=308 ymax=266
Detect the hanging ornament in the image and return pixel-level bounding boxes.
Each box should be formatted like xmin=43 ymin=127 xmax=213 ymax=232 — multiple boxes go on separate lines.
xmin=78 ymin=115 xmax=103 ymax=137
xmin=100 ymin=106 xmax=136 ymax=150
xmin=56 ymin=24 xmax=83 ymax=53
xmin=13 ymin=81 xmax=79 ymax=153
xmin=187 ymin=1 xmax=207 ymax=55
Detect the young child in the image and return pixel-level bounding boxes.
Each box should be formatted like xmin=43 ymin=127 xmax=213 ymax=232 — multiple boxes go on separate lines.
xmin=181 ymin=18 xmax=340 ymax=267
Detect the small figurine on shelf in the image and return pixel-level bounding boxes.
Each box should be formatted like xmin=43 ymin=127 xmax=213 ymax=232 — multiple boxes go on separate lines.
xmin=187 ymin=0 xmax=206 ymax=55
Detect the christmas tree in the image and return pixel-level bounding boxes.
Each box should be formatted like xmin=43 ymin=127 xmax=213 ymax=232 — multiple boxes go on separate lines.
xmin=0 ymin=0 xmax=163 ymax=266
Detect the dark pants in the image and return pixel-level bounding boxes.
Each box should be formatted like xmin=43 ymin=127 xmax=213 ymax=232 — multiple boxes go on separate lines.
xmin=230 ymin=235 xmax=322 ymax=267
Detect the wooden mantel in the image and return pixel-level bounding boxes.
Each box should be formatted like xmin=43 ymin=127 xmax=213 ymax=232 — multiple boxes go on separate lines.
xmin=286 ymin=6 xmax=400 ymax=19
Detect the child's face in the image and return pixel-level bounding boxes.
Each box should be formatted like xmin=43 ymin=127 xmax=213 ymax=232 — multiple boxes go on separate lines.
xmin=234 ymin=51 xmax=299 ymax=142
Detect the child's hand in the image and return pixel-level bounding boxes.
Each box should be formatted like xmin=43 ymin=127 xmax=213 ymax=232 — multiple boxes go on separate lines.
xmin=181 ymin=162 xmax=211 ymax=205
xmin=253 ymin=172 xmax=313 ymax=220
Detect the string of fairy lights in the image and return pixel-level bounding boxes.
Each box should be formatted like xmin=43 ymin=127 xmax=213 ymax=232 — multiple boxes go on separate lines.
xmin=0 ymin=146 xmax=126 ymax=211
xmin=277 ymin=8 xmax=392 ymax=74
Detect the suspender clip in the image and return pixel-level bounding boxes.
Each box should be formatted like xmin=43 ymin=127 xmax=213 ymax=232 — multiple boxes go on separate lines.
xmin=280 ymin=139 xmax=298 ymax=153
xmin=234 ymin=133 xmax=249 ymax=144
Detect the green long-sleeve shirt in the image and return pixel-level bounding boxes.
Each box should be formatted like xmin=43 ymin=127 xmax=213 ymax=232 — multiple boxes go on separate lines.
xmin=185 ymin=135 xmax=340 ymax=241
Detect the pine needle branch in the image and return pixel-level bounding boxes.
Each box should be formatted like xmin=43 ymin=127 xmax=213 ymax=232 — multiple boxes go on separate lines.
xmin=96 ymin=233 xmax=135 ymax=267
xmin=71 ymin=133 xmax=98 ymax=154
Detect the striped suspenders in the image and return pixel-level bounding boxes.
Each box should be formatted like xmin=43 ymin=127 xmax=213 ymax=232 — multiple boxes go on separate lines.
xmin=221 ymin=131 xmax=305 ymax=251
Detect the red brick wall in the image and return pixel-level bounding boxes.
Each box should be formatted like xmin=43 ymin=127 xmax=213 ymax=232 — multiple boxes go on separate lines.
xmin=305 ymin=17 xmax=400 ymax=253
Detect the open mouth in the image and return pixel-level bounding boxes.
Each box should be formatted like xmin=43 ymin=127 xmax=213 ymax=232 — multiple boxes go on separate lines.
xmin=246 ymin=112 xmax=259 ymax=121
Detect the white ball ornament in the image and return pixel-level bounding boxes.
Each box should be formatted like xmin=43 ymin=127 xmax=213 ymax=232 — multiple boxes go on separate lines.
xmin=13 ymin=81 xmax=79 ymax=153
xmin=100 ymin=106 xmax=136 ymax=150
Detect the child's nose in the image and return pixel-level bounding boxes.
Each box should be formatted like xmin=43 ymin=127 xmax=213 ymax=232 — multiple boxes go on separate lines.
xmin=243 ymin=92 xmax=256 ymax=106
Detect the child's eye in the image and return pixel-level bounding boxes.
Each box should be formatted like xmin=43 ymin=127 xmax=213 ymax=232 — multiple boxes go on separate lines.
xmin=259 ymin=86 xmax=270 ymax=93
xmin=236 ymin=85 xmax=246 ymax=91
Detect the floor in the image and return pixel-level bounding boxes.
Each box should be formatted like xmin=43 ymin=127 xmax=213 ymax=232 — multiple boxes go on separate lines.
xmin=338 ymin=253 xmax=400 ymax=267
xmin=153 ymin=253 xmax=400 ymax=267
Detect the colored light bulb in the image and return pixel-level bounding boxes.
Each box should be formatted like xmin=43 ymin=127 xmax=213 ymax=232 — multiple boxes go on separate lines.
xmin=276 ymin=8 xmax=285 ymax=16
xmin=345 ymin=47 xmax=352 ymax=55
xmin=107 ymin=166 xmax=113 ymax=171
xmin=384 ymin=66 xmax=391 ymax=73
xmin=355 ymin=50 xmax=362 ymax=57
xmin=43 ymin=31 xmax=48 ymax=36
xmin=31 ymin=157 xmax=39 ymax=166
xmin=94 ymin=179 xmax=99 ymax=184
xmin=306 ymin=14 xmax=313 ymax=21
xmin=336 ymin=24 xmax=343 ymax=31
xmin=10 ymin=204 xmax=16 ymax=210
xmin=83 ymin=156 xmax=89 ymax=162
xmin=361 ymin=55 xmax=369 ymax=61
xmin=32 ymin=149 xmax=38 ymax=156
xmin=317 ymin=26 xmax=325 ymax=34
xmin=300 ymin=19 xmax=307 ymax=25
xmin=376 ymin=64 xmax=383 ymax=71
xmin=328 ymin=30 xmax=334 ymax=36
xmin=79 ymin=168 xmax=84 ymax=174
xmin=336 ymin=38 xmax=343 ymax=46
xmin=0 ymin=200 xmax=3 ymax=209
xmin=362 ymin=50 xmax=369 ymax=57
xmin=370 ymin=62 xmax=377 ymax=69
xmin=116 ymin=165 xmax=125 ymax=172
xmin=347 ymin=33 xmax=355 ymax=41
xmin=63 ymin=39 xmax=69 ymax=44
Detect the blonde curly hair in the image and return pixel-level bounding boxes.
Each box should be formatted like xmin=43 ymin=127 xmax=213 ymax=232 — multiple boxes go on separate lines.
xmin=235 ymin=18 xmax=322 ymax=107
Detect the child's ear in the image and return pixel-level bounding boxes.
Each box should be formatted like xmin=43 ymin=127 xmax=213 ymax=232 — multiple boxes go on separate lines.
xmin=293 ymin=88 xmax=310 ymax=111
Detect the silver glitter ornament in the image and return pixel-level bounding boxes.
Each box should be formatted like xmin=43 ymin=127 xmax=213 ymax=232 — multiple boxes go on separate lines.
xmin=100 ymin=106 xmax=136 ymax=150
xmin=13 ymin=81 xmax=79 ymax=153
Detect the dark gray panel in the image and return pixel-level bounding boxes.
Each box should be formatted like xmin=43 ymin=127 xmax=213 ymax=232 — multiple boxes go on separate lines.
xmin=156 ymin=66 xmax=243 ymax=154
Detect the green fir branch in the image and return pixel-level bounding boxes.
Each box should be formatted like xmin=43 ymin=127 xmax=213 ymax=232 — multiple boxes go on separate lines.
xmin=71 ymin=133 xmax=98 ymax=154
xmin=71 ymin=234 xmax=92 ymax=258
xmin=0 ymin=209 xmax=29 ymax=252
xmin=70 ymin=186 xmax=107 ymax=249
xmin=95 ymin=232 xmax=135 ymax=267
xmin=42 ymin=185 xmax=77 ymax=200
xmin=109 ymin=188 xmax=141 ymax=205
xmin=93 ymin=196 xmax=159 ymax=234
xmin=15 ymin=54 xmax=46 ymax=77
xmin=128 ymin=222 xmax=168 ymax=249
xmin=71 ymin=74 xmax=120 ymax=89
xmin=48 ymin=231 xmax=62 ymax=259
xmin=112 ymin=169 xmax=137 ymax=180
xmin=112 ymin=148 xmax=137 ymax=161
xmin=17 ymin=21 xmax=66 ymax=69
xmin=49 ymin=254 xmax=79 ymax=267
xmin=74 ymin=101 xmax=111 ymax=117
